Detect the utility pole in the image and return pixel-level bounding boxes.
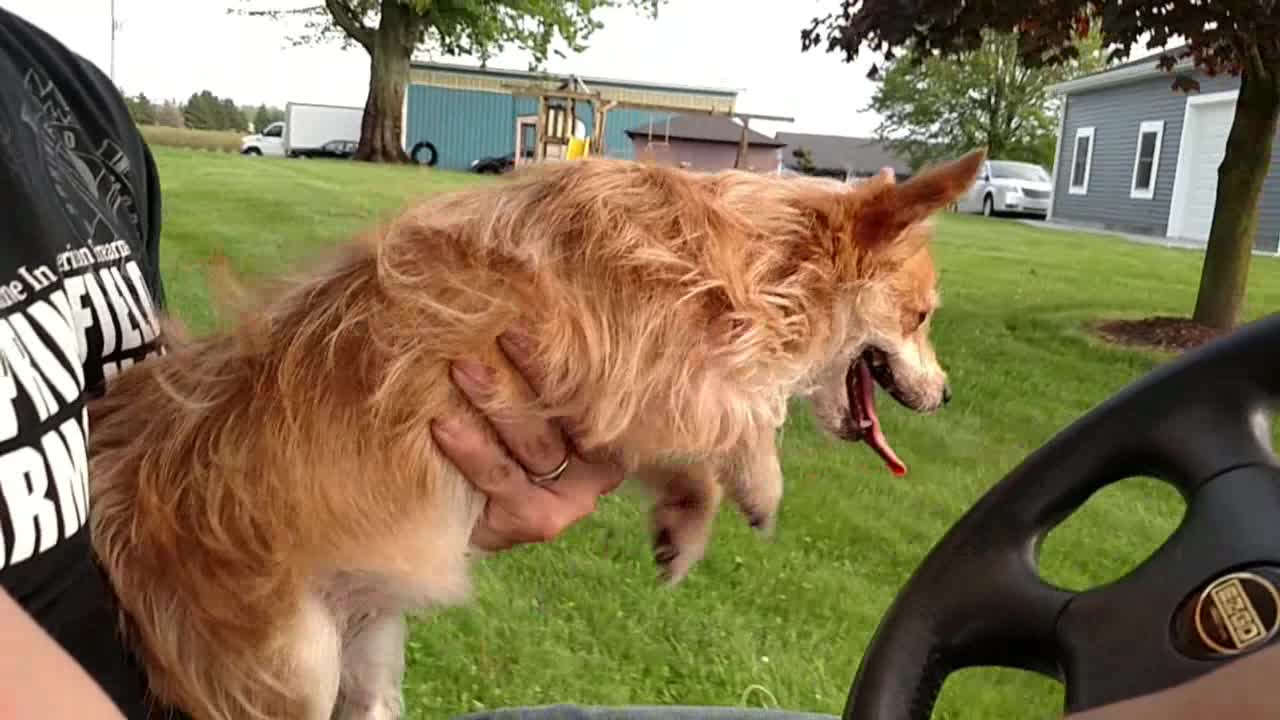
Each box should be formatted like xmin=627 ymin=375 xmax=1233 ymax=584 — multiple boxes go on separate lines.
xmin=109 ymin=0 xmax=117 ymax=84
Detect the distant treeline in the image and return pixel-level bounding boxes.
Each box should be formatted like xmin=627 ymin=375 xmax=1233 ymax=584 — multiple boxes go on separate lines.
xmin=122 ymin=89 xmax=285 ymax=133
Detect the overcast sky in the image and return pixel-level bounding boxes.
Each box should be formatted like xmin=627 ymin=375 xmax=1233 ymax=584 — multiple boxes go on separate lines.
xmin=6 ymin=0 xmax=892 ymax=138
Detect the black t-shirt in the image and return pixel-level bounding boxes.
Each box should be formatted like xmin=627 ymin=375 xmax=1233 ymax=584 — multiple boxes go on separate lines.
xmin=0 ymin=8 xmax=176 ymax=719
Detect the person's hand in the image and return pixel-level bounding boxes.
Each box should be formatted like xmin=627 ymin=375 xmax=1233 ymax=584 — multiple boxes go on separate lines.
xmin=431 ymin=327 xmax=625 ymax=551
xmin=1064 ymin=643 xmax=1280 ymax=719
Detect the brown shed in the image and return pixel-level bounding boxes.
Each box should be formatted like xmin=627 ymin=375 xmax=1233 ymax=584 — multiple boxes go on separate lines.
xmin=625 ymin=114 xmax=785 ymax=172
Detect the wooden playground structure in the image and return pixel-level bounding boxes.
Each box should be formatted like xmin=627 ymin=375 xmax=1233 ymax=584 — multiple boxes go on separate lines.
xmin=500 ymin=75 xmax=793 ymax=170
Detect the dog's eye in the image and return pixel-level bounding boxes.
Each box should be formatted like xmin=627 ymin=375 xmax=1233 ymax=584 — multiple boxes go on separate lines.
xmin=904 ymin=308 xmax=931 ymax=333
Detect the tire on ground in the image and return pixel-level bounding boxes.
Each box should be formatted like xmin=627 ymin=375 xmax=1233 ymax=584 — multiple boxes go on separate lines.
xmin=411 ymin=141 xmax=438 ymax=167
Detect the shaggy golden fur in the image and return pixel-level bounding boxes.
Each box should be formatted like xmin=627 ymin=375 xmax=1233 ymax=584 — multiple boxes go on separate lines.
xmin=88 ymin=150 xmax=983 ymax=720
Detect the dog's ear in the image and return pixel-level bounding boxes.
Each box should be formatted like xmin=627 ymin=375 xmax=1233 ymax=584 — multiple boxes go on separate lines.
xmin=856 ymin=149 xmax=985 ymax=249
xmin=820 ymin=149 xmax=983 ymax=278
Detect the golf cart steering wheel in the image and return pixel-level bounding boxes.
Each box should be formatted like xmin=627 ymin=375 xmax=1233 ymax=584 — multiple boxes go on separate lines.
xmin=843 ymin=313 xmax=1280 ymax=720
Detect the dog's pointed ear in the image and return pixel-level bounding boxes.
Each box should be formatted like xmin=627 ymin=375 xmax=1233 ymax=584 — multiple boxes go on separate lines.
xmin=818 ymin=149 xmax=984 ymax=279
xmin=818 ymin=149 xmax=982 ymax=280
xmin=895 ymin=149 xmax=985 ymax=215
xmin=856 ymin=149 xmax=985 ymax=249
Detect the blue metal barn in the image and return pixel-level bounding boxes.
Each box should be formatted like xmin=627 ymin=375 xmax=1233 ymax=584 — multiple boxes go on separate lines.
xmin=401 ymin=62 xmax=741 ymax=171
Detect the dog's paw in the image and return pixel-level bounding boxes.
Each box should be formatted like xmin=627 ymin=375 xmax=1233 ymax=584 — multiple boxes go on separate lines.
xmin=746 ymin=508 xmax=777 ymax=538
xmin=725 ymin=474 xmax=782 ymax=543
xmin=652 ymin=526 xmax=707 ymax=587
xmin=722 ymin=426 xmax=784 ymax=542
xmin=638 ymin=463 xmax=721 ymax=587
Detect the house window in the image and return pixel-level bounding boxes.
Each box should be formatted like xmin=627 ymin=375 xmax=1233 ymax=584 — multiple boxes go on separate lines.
xmin=1069 ymin=126 xmax=1095 ymax=195
xmin=1130 ymin=120 xmax=1165 ymax=200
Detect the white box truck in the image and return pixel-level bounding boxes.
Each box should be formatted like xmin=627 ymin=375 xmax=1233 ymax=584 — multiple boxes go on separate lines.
xmin=284 ymin=102 xmax=363 ymax=157
xmin=239 ymin=101 xmax=363 ymax=158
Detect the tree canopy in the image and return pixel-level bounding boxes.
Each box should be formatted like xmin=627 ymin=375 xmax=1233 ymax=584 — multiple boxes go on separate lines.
xmin=802 ymin=2 xmax=1279 ymax=80
xmin=252 ymin=104 xmax=286 ymax=132
xmin=869 ymin=29 xmax=1105 ymax=171
xmin=124 ymin=93 xmax=157 ymax=126
xmin=245 ymin=0 xmax=657 ymax=63
xmin=182 ymin=90 xmax=249 ymax=132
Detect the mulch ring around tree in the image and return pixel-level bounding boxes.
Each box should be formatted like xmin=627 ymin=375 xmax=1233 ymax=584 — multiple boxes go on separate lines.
xmin=1092 ymin=316 xmax=1225 ymax=353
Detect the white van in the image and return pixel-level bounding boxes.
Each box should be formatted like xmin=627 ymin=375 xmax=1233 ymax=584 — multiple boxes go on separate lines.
xmin=240 ymin=121 xmax=286 ymax=157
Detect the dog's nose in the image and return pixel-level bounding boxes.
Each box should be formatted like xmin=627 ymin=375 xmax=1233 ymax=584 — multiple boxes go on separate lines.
xmin=942 ymin=385 xmax=953 ymax=406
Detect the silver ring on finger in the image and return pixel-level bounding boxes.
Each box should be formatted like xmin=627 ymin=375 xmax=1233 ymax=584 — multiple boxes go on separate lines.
xmin=528 ymin=451 xmax=571 ymax=487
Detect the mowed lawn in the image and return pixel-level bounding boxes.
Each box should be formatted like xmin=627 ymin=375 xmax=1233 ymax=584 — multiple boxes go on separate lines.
xmin=152 ymin=147 xmax=1280 ymax=719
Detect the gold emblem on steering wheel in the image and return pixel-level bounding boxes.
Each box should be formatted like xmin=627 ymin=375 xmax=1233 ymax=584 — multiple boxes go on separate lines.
xmin=1193 ymin=572 xmax=1280 ymax=656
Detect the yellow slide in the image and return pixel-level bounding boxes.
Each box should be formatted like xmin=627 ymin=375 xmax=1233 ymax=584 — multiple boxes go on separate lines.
xmin=566 ymin=137 xmax=590 ymax=160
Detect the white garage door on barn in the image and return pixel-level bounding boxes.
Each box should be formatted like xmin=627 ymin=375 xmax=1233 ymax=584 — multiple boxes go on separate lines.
xmin=1168 ymin=90 xmax=1238 ymax=242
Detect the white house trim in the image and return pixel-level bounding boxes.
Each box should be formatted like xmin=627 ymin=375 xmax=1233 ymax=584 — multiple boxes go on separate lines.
xmin=1049 ymin=54 xmax=1193 ymax=95
xmin=1166 ymin=89 xmax=1239 ymax=239
xmin=400 ymin=84 xmax=409 ymax=150
xmin=1129 ymin=120 xmax=1166 ymax=200
xmin=514 ymin=114 xmax=537 ymax=165
xmin=1048 ymin=96 xmax=1067 ymax=220
xmin=1068 ymin=126 xmax=1095 ymax=195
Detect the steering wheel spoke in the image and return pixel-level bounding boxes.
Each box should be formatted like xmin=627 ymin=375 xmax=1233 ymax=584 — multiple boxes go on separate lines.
xmin=1136 ymin=394 xmax=1275 ymax=492
xmin=1056 ymin=463 xmax=1280 ymax=713
xmin=844 ymin=533 xmax=1073 ymax=719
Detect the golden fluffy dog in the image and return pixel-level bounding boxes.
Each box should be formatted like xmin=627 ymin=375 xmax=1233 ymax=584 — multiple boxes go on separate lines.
xmin=87 ymin=150 xmax=982 ymax=720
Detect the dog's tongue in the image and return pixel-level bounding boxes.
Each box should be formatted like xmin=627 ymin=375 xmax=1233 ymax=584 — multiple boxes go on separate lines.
xmin=848 ymin=359 xmax=907 ymax=476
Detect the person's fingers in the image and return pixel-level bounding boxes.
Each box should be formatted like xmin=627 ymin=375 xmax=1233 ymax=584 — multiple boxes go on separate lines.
xmin=494 ymin=322 xmax=548 ymax=394
xmin=429 ymin=414 xmax=549 ymax=549
xmin=498 ymin=326 xmax=621 ymax=466
xmin=429 ymin=413 xmax=615 ymax=551
xmin=497 ymin=326 xmax=580 ymax=441
xmin=488 ymin=461 xmax=615 ymax=547
xmin=542 ymin=452 xmax=625 ymax=503
xmin=469 ymin=521 xmax=517 ymax=552
xmin=429 ymin=413 xmax=535 ymax=507
xmin=436 ymin=329 xmax=627 ymax=552
xmin=450 ymin=357 xmax=571 ymax=478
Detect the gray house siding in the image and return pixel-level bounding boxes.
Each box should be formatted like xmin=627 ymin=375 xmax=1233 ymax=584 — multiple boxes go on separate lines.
xmin=1259 ymin=144 xmax=1280 ymax=254
xmin=1052 ymin=71 xmax=1280 ymax=253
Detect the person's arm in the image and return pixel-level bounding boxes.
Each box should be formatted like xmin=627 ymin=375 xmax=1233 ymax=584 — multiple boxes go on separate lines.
xmin=1067 ymin=643 xmax=1280 ymax=720
xmin=0 ymin=589 xmax=125 ymax=720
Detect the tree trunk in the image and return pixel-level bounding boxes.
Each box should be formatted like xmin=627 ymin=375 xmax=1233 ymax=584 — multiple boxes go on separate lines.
xmin=354 ymin=0 xmax=413 ymax=163
xmin=1191 ymin=63 xmax=1280 ymax=329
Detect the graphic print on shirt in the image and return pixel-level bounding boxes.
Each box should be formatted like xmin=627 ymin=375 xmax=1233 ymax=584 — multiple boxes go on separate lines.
xmin=0 ymin=68 xmax=163 ymax=573
xmin=22 ymin=68 xmax=143 ymax=256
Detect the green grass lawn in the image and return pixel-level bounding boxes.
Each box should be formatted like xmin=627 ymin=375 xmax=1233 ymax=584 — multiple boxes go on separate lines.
xmin=152 ymin=147 xmax=1280 ymax=719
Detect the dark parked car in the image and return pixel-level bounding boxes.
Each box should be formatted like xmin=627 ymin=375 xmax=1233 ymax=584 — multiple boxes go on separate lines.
xmin=470 ymin=153 xmax=515 ymax=174
xmin=315 ymin=139 xmax=357 ymax=159
xmin=291 ymin=139 xmax=358 ymax=160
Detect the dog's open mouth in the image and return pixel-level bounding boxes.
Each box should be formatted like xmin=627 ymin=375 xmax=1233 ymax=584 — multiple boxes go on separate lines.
xmin=844 ymin=347 xmax=908 ymax=477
